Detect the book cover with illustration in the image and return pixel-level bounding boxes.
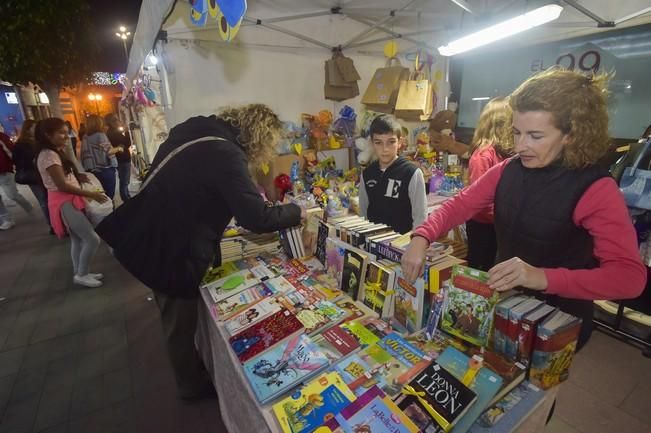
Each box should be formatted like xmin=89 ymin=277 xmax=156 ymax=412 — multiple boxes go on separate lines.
xmin=272 ymin=371 xmax=356 ymax=433
xmin=359 ymin=317 xmax=393 ymax=340
xmin=325 ymin=385 xmax=420 ymax=433
xmin=316 ymin=220 xmax=335 ymax=265
xmin=321 ymin=325 xmax=362 ymax=357
xmin=471 ymin=381 xmax=545 ymax=433
xmin=341 ymin=248 xmax=370 ymax=301
xmin=440 ymin=266 xmax=501 ymax=347
xmin=529 ymin=309 xmax=581 ymax=390
xmin=201 ymin=261 xmax=239 ymax=288
xmin=492 ymin=296 xmax=527 ymax=354
xmin=503 ymin=299 xmax=544 ymax=360
xmin=305 ymin=271 xmax=345 ymax=302
xmin=340 ymin=321 xmax=381 ymax=349
xmin=392 ymin=272 xmax=425 ymax=334
xmin=326 ymin=237 xmax=347 ymax=286
xmin=285 ymin=275 xmax=327 ymax=306
xmin=214 ymin=284 xmax=274 ymax=321
xmin=336 ymin=299 xmax=379 ymax=324
xmin=264 ymin=275 xmax=299 ymax=297
xmin=360 ymin=261 xmax=396 ymax=319
xmin=436 ymin=347 xmax=503 ymax=433
xmin=517 ymin=304 xmax=556 ymax=367
xmin=404 ymin=330 xmax=469 ymax=361
xmin=394 ymin=361 xmax=477 ymax=432
xmin=465 ymin=348 xmax=527 ymax=407
xmin=332 ymin=353 xmax=389 ymax=397
xmin=224 ymin=297 xmax=282 ymax=336
xmin=229 ymin=309 xmax=305 ymax=363
xmin=206 ymin=269 xmax=261 ymax=304
xmin=294 ymin=300 xmax=349 ymax=336
xmin=242 ymin=333 xmax=329 ymax=404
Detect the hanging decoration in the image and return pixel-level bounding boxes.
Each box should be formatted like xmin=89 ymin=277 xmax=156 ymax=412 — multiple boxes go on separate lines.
xmin=190 ymin=0 xmax=247 ymax=42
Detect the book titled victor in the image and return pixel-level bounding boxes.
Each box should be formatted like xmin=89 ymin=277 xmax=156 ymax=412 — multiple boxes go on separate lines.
xmin=242 ymin=333 xmax=329 ymax=404
xmin=228 ymin=309 xmax=304 ymax=363
xmin=394 ymin=361 xmax=477 ymax=432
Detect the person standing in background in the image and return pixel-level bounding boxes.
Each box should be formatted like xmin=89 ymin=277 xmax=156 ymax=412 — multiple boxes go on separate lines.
xmin=0 ymin=128 xmax=34 ymax=230
xmin=80 ymin=115 xmax=122 ymax=200
xmin=65 ymin=121 xmax=79 ymax=157
xmin=105 ymin=114 xmax=132 ymax=202
xmin=466 ymin=97 xmax=514 ymax=271
xmin=13 ymin=119 xmax=51 ymax=231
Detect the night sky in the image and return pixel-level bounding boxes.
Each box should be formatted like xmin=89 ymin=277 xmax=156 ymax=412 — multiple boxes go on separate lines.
xmin=88 ymin=0 xmax=143 ymax=72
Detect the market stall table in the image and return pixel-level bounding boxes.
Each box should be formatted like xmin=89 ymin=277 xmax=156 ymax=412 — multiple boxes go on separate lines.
xmin=196 ymin=289 xmax=558 ymax=433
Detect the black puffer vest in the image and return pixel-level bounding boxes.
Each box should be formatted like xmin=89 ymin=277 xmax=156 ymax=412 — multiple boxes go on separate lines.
xmin=494 ymin=158 xmax=609 ymax=349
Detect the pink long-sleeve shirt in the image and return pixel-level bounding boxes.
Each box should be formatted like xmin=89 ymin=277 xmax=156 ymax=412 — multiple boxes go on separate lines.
xmin=468 ymin=145 xmax=504 ymax=224
xmin=414 ymin=159 xmax=647 ymax=300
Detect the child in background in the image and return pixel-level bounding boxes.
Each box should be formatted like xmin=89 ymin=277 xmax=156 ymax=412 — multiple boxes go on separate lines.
xmin=359 ymin=115 xmax=427 ymax=234
xmin=466 ymin=97 xmax=514 ymax=271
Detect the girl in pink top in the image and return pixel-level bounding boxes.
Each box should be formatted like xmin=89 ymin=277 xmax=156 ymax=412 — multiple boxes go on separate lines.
xmin=466 ymin=97 xmax=514 ymax=271
xmin=35 ymin=118 xmax=109 ymax=288
xmin=402 ymin=69 xmax=646 ymax=349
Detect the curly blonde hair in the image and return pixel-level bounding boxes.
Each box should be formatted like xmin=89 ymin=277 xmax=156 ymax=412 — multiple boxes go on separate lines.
xmin=510 ymin=67 xmax=611 ymax=169
xmin=471 ymin=96 xmax=513 ymax=158
xmin=218 ymin=104 xmax=282 ymax=168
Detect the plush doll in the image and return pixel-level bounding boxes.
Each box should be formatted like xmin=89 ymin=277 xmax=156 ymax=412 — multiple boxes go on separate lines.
xmin=355 ymin=137 xmax=374 ymax=166
xmin=274 ymin=174 xmax=292 ymax=201
xmin=429 ymin=109 xmax=469 ymax=157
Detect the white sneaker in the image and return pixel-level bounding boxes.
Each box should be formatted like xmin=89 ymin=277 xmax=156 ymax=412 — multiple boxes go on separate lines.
xmin=0 ymin=221 xmax=15 ymax=230
xmin=73 ymin=274 xmax=103 ymax=288
xmin=88 ymin=273 xmax=104 ymax=280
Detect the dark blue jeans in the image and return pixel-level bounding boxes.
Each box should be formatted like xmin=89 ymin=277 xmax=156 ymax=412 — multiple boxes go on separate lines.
xmin=28 ymin=184 xmax=50 ymax=226
xmin=92 ymin=167 xmax=116 ymax=200
xmin=117 ymin=162 xmax=131 ymax=202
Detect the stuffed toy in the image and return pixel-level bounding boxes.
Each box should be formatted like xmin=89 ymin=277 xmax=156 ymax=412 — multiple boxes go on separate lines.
xmin=274 ymin=174 xmax=292 ymax=201
xmin=429 ymin=109 xmax=469 ymax=157
xmin=355 ymin=137 xmax=374 ymax=165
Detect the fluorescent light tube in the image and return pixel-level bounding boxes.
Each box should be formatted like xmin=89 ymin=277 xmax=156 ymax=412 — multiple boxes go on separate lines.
xmin=472 ymin=97 xmax=490 ymax=101
xmin=438 ymin=4 xmax=563 ymax=56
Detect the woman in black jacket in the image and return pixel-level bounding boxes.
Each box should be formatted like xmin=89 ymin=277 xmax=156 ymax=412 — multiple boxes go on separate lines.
xmin=13 ymin=119 xmax=51 ymax=229
xmin=97 ymin=104 xmax=304 ymax=400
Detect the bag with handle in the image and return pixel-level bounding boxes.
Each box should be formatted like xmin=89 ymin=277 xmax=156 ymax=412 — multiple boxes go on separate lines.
xmin=324 ymin=61 xmax=359 ymax=101
xmin=361 ymin=57 xmax=409 ymax=113
xmin=394 ymin=70 xmax=433 ymax=121
xmin=619 ymin=137 xmax=651 ymax=210
xmin=81 ymin=172 xmax=114 ymax=226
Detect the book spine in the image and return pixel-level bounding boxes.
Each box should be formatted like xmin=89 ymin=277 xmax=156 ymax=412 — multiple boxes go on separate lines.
xmin=517 ymin=319 xmax=538 ymax=367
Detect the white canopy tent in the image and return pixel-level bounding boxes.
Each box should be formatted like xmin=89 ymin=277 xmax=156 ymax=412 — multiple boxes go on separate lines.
xmin=127 ymin=0 xmax=651 ymax=132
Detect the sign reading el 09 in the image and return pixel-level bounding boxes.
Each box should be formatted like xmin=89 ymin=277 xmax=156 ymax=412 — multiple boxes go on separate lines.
xmin=531 ymin=50 xmax=601 ymax=72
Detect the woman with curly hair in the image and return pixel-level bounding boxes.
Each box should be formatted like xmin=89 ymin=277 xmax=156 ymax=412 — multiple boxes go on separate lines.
xmin=96 ymin=104 xmax=304 ymax=399
xmin=466 ymin=97 xmax=513 ymax=271
xmin=402 ymin=68 xmax=646 ymax=350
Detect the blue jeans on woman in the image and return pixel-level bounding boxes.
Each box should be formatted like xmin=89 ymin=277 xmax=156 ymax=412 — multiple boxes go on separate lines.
xmin=28 ymin=184 xmax=50 ymax=226
xmin=117 ymin=162 xmax=131 ymax=202
xmin=92 ymin=167 xmax=117 ymax=200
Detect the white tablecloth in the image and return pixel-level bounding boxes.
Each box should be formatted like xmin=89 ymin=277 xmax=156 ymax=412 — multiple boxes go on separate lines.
xmin=196 ymin=290 xmax=557 ymax=433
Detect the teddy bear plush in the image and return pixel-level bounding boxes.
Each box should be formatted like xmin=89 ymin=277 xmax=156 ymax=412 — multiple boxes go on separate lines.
xmin=428 ymin=109 xmax=469 ymax=157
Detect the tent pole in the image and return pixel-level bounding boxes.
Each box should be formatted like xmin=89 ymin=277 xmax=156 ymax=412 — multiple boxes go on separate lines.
xmin=243 ymin=18 xmax=332 ymax=50
xmin=561 ymin=0 xmax=615 ymax=27
xmin=242 ymin=10 xmax=335 ymax=26
xmin=345 ymin=15 xmax=437 ymax=49
xmin=615 ymin=6 xmax=651 ymax=25
xmin=341 ymin=0 xmax=418 ymax=48
xmin=339 ymin=8 xmax=453 ymax=19
xmin=347 ymin=30 xmax=443 ymax=49
xmin=448 ymin=0 xmax=474 ymax=14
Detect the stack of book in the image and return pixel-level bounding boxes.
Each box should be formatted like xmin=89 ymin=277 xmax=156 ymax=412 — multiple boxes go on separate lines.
xmin=220 ymin=232 xmax=280 ymax=262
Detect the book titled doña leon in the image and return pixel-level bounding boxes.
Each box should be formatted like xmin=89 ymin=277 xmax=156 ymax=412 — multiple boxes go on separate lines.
xmin=242 ymin=333 xmax=329 ymax=404
xmin=395 ymin=361 xmax=477 ymax=432
xmin=441 ymin=265 xmax=500 ymax=347
xmin=272 ymin=371 xmax=356 ymax=433
xmin=229 ymin=309 xmax=304 ymax=363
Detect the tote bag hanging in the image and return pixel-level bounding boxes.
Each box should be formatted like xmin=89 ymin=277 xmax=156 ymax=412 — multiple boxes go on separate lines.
xmin=619 ymin=137 xmax=651 ymax=210
xmin=361 ymin=57 xmax=409 ymax=113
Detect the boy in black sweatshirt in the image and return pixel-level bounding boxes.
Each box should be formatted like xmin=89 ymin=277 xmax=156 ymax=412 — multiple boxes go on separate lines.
xmin=359 ymin=115 xmax=427 ymax=234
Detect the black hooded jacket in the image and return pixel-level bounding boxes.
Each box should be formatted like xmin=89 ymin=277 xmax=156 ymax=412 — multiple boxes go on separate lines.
xmin=96 ymin=115 xmax=301 ymax=298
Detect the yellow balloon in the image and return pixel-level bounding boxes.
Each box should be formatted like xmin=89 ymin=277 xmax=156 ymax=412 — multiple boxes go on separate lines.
xmin=384 ymin=41 xmax=399 ymax=58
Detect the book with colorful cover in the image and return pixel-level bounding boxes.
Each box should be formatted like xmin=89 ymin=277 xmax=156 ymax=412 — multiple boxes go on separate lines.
xmin=272 ymin=371 xmax=356 ymax=433
xmin=336 ymin=299 xmax=379 ymax=324
xmin=466 ymin=348 xmax=527 ymax=407
xmin=214 ymin=284 xmax=274 ymax=320
xmin=201 ymin=261 xmax=239 ymax=288
xmin=316 ymin=220 xmax=335 ymax=265
xmin=224 ymin=297 xmax=282 ymax=336
xmin=360 ymin=261 xmax=396 ymax=319
xmin=242 ymin=333 xmax=329 ymax=404
xmin=321 ymin=325 xmax=361 ymax=357
xmin=300 ymin=256 xmax=326 ymax=273
xmin=306 ymin=272 xmax=345 ymax=302
xmin=471 ymin=381 xmax=545 ymax=433
xmin=286 ymin=274 xmax=327 ymax=306
xmin=503 ymin=299 xmax=544 ymax=360
xmin=529 ymin=309 xmax=581 ymax=390
xmin=392 ymin=272 xmax=426 ymax=334
xmin=394 ymin=361 xmax=478 ymax=432
xmin=264 ymin=275 xmax=299 ymax=296
xmin=341 ymin=248 xmax=371 ymax=301
xmin=294 ymin=300 xmax=350 ymax=336
xmin=324 ymin=385 xmax=420 ymax=433
xmin=440 ymin=266 xmax=501 ymax=347
xmin=517 ymin=304 xmax=556 ymax=367
xmin=358 ymin=317 xmax=393 ymax=340
xmin=206 ymin=269 xmax=261 ymax=303
xmin=229 ymin=309 xmax=305 ymax=363
xmin=302 ymin=207 xmax=325 ymax=257
xmin=492 ymin=296 xmax=527 ymax=354
xmin=326 ymin=237 xmax=347 ymax=287
xmin=340 ymin=321 xmax=381 ymax=349
xmin=332 ymin=353 xmax=389 ymax=398
xmin=436 ymin=347 xmax=503 ymax=433
xmin=404 ymin=330 xmax=469 ymax=360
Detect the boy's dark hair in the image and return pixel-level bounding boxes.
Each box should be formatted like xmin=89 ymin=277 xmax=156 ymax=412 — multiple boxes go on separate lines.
xmin=369 ymin=115 xmax=403 ymax=138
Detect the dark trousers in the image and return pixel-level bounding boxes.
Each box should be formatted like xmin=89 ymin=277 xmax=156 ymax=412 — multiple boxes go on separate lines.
xmin=92 ymin=167 xmax=116 ymax=200
xmin=466 ymin=219 xmax=497 ymax=271
xmin=28 ymin=183 xmax=50 ymax=226
xmin=117 ymin=162 xmax=131 ymax=202
xmin=153 ymin=293 xmax=211 ymax=397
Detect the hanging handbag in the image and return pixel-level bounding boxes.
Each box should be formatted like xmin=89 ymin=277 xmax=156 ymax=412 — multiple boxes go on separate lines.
xmin=619 ymin=137 xmax=651 ymax=210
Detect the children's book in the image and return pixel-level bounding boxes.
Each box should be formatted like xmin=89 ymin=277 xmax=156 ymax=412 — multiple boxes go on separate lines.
xmin=326 ymin=237 xmax=347 ymax=287
xmin=529 ymin=309 xmax=581 ymax=390
xmin=517 ymin=304 xmax=556 ymax=367
xmin=321 ymin=325 xmax=362 ymax=357
xmin=336 ymin=299 xmax=379 ymax=324
xmin=201 ymin=261 xmax=239 ymax=288
xmin=264 ymin=275 xmax=299 ymax=296
xmin=339 ymin=321 xmax=381 ymax=349
xmin=358 ymin=317 xmax=393 ymax=340
xmin=316 ymin=220 xmax=336 ymax=265
xmin=466 ymin=348 xmax=527 ymax=407
xmin=306 ymin=271 xmax=345 ymax=302
xmin=394 ymin=361 xmax=477 ymax=432
xmin=404 ymin=330 xmax=468 ymax=360
xmin=503 ymin=299 xmax=544 ymax=360
xmin=332 ymin=353 xmax=389 ymax=398
xmin=242 ymin=333 xmax=329 ymax=404
xmin=229 ymin=309 xmax=304 ymax=363
xmin=340 ymin=248 xmax=371 ymax=301
xmin=224 ymin=297 xmax=282 ymax=336
xmin=440 ymin=266 xmax=501 ymax=347
xmin=286 ymin=274 xmax=327 ymax=306
xmin=300 ymin=256 xmax=326 ymax=273
xmin=436 ymin=347 xmax=503 ymax=433
xmin=492 ymin=296 xmax=527 ymax=354
xmin=392 ymin=272 xmax=426 ymax=334
xmin=272 ymin=371 xmax=356 ymax=433
xmin=324 ymin=385 xmax=420 ymax=433
xmin=294 ymin=300 xmax=350 ymax=336
xmin=360 ymin=261 xmax=396 ymax=319
xmin=206 ymin=269 xmax=261 ymax=303
xmin=214 ymin=284 xmax=274 ymax=321
xmin=471 ymin=382 xmax=545 ymax=433
xmin=302 ymin=207 xmax=325 ymax=257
